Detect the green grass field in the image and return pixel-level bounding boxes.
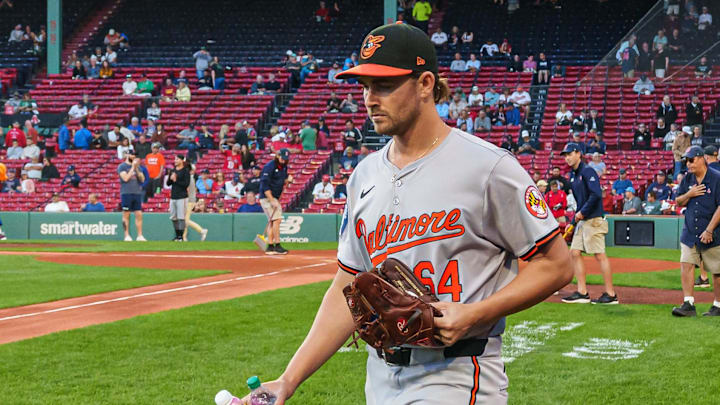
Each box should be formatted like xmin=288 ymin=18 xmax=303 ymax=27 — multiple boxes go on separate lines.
xmin=1 ymin=242 xmax=718 ymax=404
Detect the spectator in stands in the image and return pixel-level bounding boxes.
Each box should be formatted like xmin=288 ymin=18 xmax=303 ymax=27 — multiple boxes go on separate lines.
xmin=122 ymin=74 xmax=137 ymax=96
xmin=474 ymin=110 xmax=491 ymax=133
xmin=315 ymin=1 xmax=330 ymax=22
xmin=197 ymin=69 xmax=213 ymax=90
xmin=642 ymin=191 xmax=662 ymax=215
xmin=16 ymin=93 xmax=38 ymax=115
xmin=656 ymin=95 xmax=678 ymax=125
xmin=19 ymin=171 xmax=34 ymax=194
xmin=546 ymin=180 xmax=567 ymax=223
xmin=104 ymin=28 xmax=121 ymax=46
xmin=312 ymin=174 xmax=334 ymax=200
xmin=664 ymin=122 xmax=679 ymax=151
xmin=326 ymin=91 xmax=342 ymax=113
xmin=340 ymin=93 xmax=359 ymax=113
xmin=41 ymin=157 xmax=60 ymax=180
xmin=622 ymin=187 xmax=641 ymax=215
xmin=695 ymin=56 xmax=712 ymax=78
xmin=466 ymin=53 xmax=482 ymax=72
xmin=117 ymin=137 xmax=134 ymax=160
xmin=645 ymin=171 xmax=672 ymax=201
xmin=89 ymin=131 xmax=107 ymax=150
xmin=106 ymin=124 xmax=122 ymax=146
xmin=23 ymin=121 xmax=38 ymax=146
xmin=460 ymin=31 xmax=474 ymax=51
xmin=632 ymin=123 xmax=651 ymax=150
xmin=195 ymin=125 xmax=214 ymax=153
xmin=508 ymin=85 xmax=531 ymax=115
xmin=431 ymin=27 xmax=448 ymax=47
xmin=491 ymin=104 xmax=506 ymax=126
xmin=654 ymin=117 xmax=669 ymax=141
xmin=134 ymin=73 xmax=154 ymax=97
xmin=705 ymin=145 xmax=720 ymax=172
xmin=44 ymin=193 xmax=69 ymax=212
xmin=6 ymin=140 xmax=22 ymax=159
xmin=588 ymin=152 xmax=606 ymax=176
xmin=467 ymin=86 xmax=483 ymax=106
xmin=1 ymin=168 xmax=20 ymax=193
xmin=8 ymin=24 xmax=23 ymax=43
xmin=667 ymin=28 xmax=684 ymax=56
xmin=193 ymin=46 xmax=212 ymax=80
xmin=285 ymin=53 xmax=302 ymax=88
xmin=61 ymin=165 xmax=81 ymax=188
xmin=456 ymin=109 xmax=473 ymax=132
xmin=571 ymin=110 xmax=588 ymax=133
xmin=340 ymin=146 xmax=358 ymax=170
xmin=612 ymin=168 xmax=633 ymax=195
xmin=692 ymin=125 xmax=703 ymax=147
xmin=536 ymin=52 xmax=550 ymax=84
xmin=82 ymin=94 xmax=98 ymax=116
xmin=161 ymin=78 xmax=175 ymax=101
xmin=633 ymin=74 xmax=654 ymax=94
xmin=104 ymin=46 xmax=117 ymax=65
xmin=223 ymin=172 xmax=244 ymax=200
xmin=241 ymin=166 xmax=262 ymax=196
xmin=651 ymin=44 xmax=669 ymax=78
xmin=698 ymin=6 xmax=712 ymax=33
xmin=536 ymin=179 xmax=548 ymax=195
xmin=23 ymin=156 xmax=42 ymax=179
xmin=672 ymin=126 xmax=692 ymax=177
xmin=685 ymin=95 xmax=704 ymax=127
xmin=146 ymin=101 xmax=161 ymax=122
xmin=435 ymin=96 xmax=450 ymax=119
xmin=635 ymin=41 xmax=650 ymax=72
xmin=450 ymin=53 xmax=467 ymax=72
xmin=151 ymin=123 xmax=167 ymax=147
xmin=4 ymin=121 xmax=25 ymax=148
xmin=175 ymin=81 xmax=191 ymax=101
xmin=357 ymin=145 xmax=371 ymax=163
xmin=555 ymin=103 xmax=572 ymax=126
xmin=99 ymin=60 xmax=114 ymax=79
xmin=300 ymin=52 xmax=319 ymax=82
xmin=516 ymin=131 xmax=540 ymax=155
xmin=483 ymin=86 xmax=499 ymax=107
xmin=327 ymin=62 xmax=344 ymax=84
xmin=196 ymin=169 xmax=214 ymax=194
xmin=81 ymin=193 xmax=105 ymax=212
xmin=134 ymin=134 xmax=152 ymax=159
xmin=173 ymin=70 xmax=188 ymax=85
xmin=298 ymin=120 xmax=317 ymax=151
xmin=547 ymin=167 xmax=569 ymax=194
xmin=505 ymin=103 xmax=521 ymax=125
xmin=448 ymin=93 xmax=467 ymax=120
xmin=68 ymin=100 xmax=88 ymax=121
xmin=653 ymin=29 xmax=668 ymax=51
xmin=209 ymin=56 xmax=226 ymax=90
xmin=146 ymin=119 xmax=159 ymax=140
xmin=342 ymin=119 xmax=363 ymax=149
xmin=522 ymin=55 xmax=537 ymax=73
xmin=619 ymin=38 xmax=639 ymax=78
xmin=57 ymin=118 xmax=71 ymax=153
xmin=412 ymin=0 xmax=432 ymax=32
xmin=506 ymin=54 xmax=522 ymax=72
xmin=144 ymin=143 xmax=165 ymax=198
xmin=237 ymin=191 xmax=263 ymax=213
xmin=72 ymin=121 xmax=92 ymax=150
xmin=127 ymin=117 xmax=143 ymax=138
xmin=87 ymin=58 xmax=100 ymax=79
xmin=478 ymin=40 xmax=497 ymax=58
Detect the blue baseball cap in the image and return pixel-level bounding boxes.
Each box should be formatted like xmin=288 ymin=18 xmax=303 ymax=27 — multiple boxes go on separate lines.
xmin=626 ymin=186 xmax=636 ymax=194
xmin=278 ymin=148 xmax=290 ymax=160
xmin=560 ymin=142 xmax=582 ymax=155
xmin=683 ymin=145 xmax=704 ymax=159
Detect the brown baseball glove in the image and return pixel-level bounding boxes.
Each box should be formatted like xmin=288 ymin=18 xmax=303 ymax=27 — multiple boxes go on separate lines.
xmin=343 ymin=258 xmax=443 ymax=353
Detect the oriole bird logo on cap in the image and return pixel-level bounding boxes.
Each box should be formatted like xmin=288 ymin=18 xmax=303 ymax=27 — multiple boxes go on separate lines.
xmin=361 ymin=35 xmax=385 ymax=59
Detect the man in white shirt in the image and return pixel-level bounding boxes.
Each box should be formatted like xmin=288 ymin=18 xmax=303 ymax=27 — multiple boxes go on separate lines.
xmin=8 ymin=25 xmax=23 ymax=42
xmin=103 ymin=45 xmax=117 ymax=65
xmin=122 ymin=74 xmax=137 ymax=96
xmin=633 ymin=74 xmax=655 ymax=94
xmin=449 ymin=53 xmax=466 ymax=72
xmin=224 ymin=173 xmax=244 ymax=200
xmin=22 ymin=140 xmax=40 ymax=160
xmin=68 ymin=100 xmax=88 ymax=120
xmin=509 ymin=85 xmax=531 ymax=115
xmin=44 ymin=193 xmax=70 ymax=213
xmin=555 ymin=103 xmax=573 ymax=126
xmin=698 ymin=7 xmax=712 ymax=30
xmin=312 ymin=174 xmax=334 ymax=200
xmin=23 ymin=156 xmax=43 ymax=179
xmin=480 ymin=40 xmax=499 ymax=57
xmin=430 ymin=27 xmax=447 ymax=47
xmin=467 ymin=86 xmax=484 ymax=106
xmin=448 ymin=93 xmax=468 ymax=120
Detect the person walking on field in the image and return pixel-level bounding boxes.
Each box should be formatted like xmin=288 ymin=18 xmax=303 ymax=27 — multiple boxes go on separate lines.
xmin=258 ymin=148 xmax=293 ymax=255
xmin=183 ymin=164 xmax=208 ymax=241
xmin=166 ymin=154 xmax=191 ymax=242
xmin=118 ymin=150 xmax=147 ymax=241
xmin=239 ymin=23 xmax=572 ymax=405
xmin=672 ymin=146 xmax=720 ymax=317
xmin=560 ymin=142 xmax=617 ymax=304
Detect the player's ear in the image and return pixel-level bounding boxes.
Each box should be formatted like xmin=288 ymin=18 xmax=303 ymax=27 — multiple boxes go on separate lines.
xmin=416 ymin=71 xmax=435 ymax=102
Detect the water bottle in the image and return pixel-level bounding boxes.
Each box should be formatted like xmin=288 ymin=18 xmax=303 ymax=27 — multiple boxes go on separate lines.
xmin=247 ymin=376 xmax=276 ymax=405
xmin=214 ymin=389 xmax=241 ymax=405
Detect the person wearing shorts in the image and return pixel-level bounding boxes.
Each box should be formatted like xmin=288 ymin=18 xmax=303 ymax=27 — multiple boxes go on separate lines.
xmin=183 ymin=164 xmax=208 ymax=241
xmin=672 ymin=146 xmax=720 ymax=317
xmin=560 ymin=142 xmax=616 ymax=304
xmin=166 ymin=154 xmax=190 ymax=242
xmin=118 ymin=150 xmax=146 ymax=241
xmin=258 ymin=148 xmax=293 ymax=255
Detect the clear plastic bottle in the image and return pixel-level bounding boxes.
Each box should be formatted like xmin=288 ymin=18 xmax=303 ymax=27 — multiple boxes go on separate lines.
xmin=247 ymin=376 xmax=276 ymax=405
xmin=214 ymin=389 xmax=241 ymax=405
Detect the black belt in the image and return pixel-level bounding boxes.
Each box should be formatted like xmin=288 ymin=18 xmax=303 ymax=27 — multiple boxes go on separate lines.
xmin=378 ymin=338 xmax=489 ymax=367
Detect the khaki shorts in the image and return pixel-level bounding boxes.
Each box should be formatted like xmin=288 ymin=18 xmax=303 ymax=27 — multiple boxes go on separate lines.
xmin=680 ymin=243 xmax=720 ymax=274
xmin=260 ymin=198 xmax=283 ymax=221
xmin=570 ymin=217 xmax=608 ymax=254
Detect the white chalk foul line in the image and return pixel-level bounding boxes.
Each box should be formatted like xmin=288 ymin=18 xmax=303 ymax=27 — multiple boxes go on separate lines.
xmin=0 ymin=261 xmax=335 ymax=323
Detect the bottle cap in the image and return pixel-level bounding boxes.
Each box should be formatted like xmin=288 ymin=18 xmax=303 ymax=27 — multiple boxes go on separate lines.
xmin=214 ymin=390 xmax=233 ymax=405
xmin=247 ymin=376 xmax=261 ymax=390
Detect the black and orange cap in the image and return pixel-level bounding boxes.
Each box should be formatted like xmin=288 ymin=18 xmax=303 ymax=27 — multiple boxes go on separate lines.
xmin=335 ymin=22 xmax=438 ymax=79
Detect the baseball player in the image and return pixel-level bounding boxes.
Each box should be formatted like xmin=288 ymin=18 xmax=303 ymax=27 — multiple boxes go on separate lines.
xmin=241 ymin=22 xmax=573 ymax=405
xmin=560 ymin=143 xmax=616 ymax=304
xmin=672 ymin=146 xmax=720 ymax=317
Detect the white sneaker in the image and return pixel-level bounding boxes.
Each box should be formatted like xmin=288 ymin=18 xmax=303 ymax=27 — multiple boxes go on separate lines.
xmin=124 ymin=235 xmax=133 ymax=242
xmin=201 ymin=229 xmax=208 ymax=241
xmin=136 ymin=235 xmax=147 ymax=241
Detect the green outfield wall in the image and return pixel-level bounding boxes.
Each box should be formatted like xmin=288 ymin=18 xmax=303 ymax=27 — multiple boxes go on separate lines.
xmin=0 ymin=212 xmax=341 ymax=242
xmin=605 ymin=215 xmax=682 ymax=249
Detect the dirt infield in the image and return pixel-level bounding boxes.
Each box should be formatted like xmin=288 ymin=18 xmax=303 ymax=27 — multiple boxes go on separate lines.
xmin=0 ymin=251 xmax=704 ymax=345
xmin=0 ymin=243 xmax=97 ymax=248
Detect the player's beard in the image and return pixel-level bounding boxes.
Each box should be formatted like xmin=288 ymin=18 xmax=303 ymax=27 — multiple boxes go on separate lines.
xmin=372 ymin=98 xmax=421 ymax=138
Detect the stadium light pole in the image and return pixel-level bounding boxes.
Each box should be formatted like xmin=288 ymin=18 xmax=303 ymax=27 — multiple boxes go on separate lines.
xmin=47 ymin=0 xmax=62 ymax=75
xmin=384 ymin=0 xmax=397 ymax=24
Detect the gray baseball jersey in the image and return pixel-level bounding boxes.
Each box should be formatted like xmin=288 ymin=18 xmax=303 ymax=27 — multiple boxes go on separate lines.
xmin=338 ymin=128 xmax=560 ymax=404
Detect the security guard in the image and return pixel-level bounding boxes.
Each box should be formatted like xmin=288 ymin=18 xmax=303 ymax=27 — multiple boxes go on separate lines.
xmin=672 ymin=145 xmax=720 ymax=317
xmin=560 ymin=142 xmax=617 ymax=304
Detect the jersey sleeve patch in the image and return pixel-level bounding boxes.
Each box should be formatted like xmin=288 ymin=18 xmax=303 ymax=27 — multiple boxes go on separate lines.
xmin=525 ymin=186 xmax=549 ymax=219
xmin=519 ymin=227 xmax=561 ymax=261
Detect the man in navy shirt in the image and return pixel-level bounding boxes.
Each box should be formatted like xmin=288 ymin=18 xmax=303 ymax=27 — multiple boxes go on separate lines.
xmin=704 ymin=145 xmax=720 ymax=172
xmin=81 ymin=193 xmax=106 ymax=212
xmin=644 ymin=171 xmax=672 ymax=201
xmin=612 ymin=168 xmax=633 ymax=196
xmin=259 ymin=148 xmax=294 ymax=255
xmin=560 ymin=142 xmax=617 ymax=304
xmin=672 ymin=146 xmax=720 ymax=317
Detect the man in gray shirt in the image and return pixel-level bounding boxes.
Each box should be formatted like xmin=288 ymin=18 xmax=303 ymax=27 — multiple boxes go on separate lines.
xmin=118 ymin=150 xmax=146 ymax=241
xmin=622 ymin=187 xmax=642 ymax=215
xmin=193 ymin=47 xmax=212 ymax=80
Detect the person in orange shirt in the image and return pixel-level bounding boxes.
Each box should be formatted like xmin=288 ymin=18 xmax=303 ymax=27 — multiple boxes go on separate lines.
xmin=145 ymin=142 xmax=166 ymax=198
xmin=0 ymin=162 xmax=7 ymax=182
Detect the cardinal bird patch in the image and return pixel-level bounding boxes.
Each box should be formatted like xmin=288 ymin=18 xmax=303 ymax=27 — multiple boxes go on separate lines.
xmin=525 ymin=186 xmax=549 ymax=219
xmin=361 ymin=35 xmax=385 ymax=59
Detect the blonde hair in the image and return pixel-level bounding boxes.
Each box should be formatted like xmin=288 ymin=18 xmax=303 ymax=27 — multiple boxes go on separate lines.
xmin=412 ymin=71 xmax=450 ymax=103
